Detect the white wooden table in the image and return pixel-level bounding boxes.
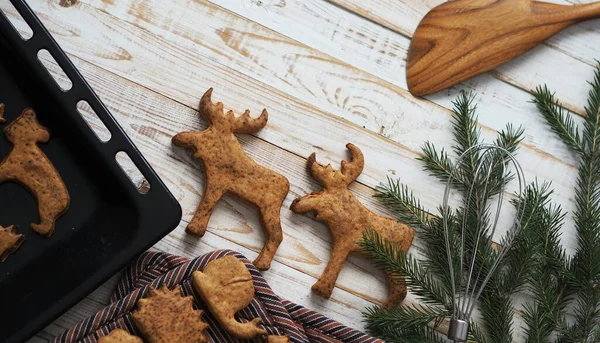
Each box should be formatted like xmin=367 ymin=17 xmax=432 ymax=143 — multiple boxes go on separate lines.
xmin=2 ymin=0 xmax=597 ymax=341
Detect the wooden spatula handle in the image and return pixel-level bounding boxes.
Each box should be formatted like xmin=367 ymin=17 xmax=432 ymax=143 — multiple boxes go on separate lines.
xmin=532 ymin=1 xmax=600 ymax=21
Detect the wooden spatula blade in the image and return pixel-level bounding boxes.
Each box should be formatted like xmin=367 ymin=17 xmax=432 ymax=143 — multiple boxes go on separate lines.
xmin=406 ymin=0 xmax=600 ymax=96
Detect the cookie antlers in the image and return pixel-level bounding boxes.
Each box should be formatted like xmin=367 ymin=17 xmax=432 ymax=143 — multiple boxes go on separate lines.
xmin=291 ymin=144 xmax=414 ymax=306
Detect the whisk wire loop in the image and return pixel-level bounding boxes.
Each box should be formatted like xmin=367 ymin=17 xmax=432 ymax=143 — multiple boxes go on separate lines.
xmin=442 ymin=144 xmax=526 ymax=342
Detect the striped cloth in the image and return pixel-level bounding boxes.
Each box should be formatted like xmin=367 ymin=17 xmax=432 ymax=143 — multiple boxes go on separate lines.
xmin=52 ymin=250 xmax=384 ymax=343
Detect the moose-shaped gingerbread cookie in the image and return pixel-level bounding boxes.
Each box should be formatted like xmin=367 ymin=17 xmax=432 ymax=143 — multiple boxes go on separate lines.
xmin=0 ymin=108 xmax=70 ymax=237
xmin=172 ymin=89 xmax=289 ymax=270
xmin=291 ymin=143 xmax=414 ymax=306
xmin=0 ymin=224 xmax=23 ymax=262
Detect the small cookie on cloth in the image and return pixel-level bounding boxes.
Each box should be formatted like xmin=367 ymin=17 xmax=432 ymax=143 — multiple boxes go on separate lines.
xmin=268 ymin=335 xmax=290 ymax=343
xmin=98 ymin=329 xmax=142 ymax=343
xmin=0 ymin=225 xmax=23 ymax=262
xmin=0 ymin=108 xmax=70 ymax=236
xmin=133 ymin=285 xmax=208 ymax=343
xmin=193 ymin=255 xmax=267 ymax=339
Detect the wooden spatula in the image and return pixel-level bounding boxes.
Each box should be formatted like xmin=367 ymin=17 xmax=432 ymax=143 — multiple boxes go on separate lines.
xmin=407 ymin=0 xmax=600 ymax=96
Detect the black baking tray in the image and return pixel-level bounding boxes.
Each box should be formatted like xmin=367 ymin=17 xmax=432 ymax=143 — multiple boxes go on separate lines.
xmin=0 ymin=1 xmax=182 ymax=342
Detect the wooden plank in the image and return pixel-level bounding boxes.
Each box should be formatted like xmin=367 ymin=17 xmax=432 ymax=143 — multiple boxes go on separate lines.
xmin=192 ymin=0 xmax=592 ymax=136
xmin=329 ymin=0 xmax=440 ymax=37
xmin=10 ymin=0 xmax=583 ymax=223
xmin=5 ymin=0 xmax=584 ymax=338
xmin=25 ymin=53 xmax=387 ymax=339
xmin=22 ymin=4 xmax=576 ymax=338
xmin=325 ymin=0 xmax=599 ymax=114
xmin=0 ymin=2 xmax=452 ymax=217
xmin=0 ymin=1 xmax=568 ymax=340
xmin=198 ymin=0 xmax=585 ymax=162
xmin=20 ymin=0 xmax=585 ymax=250
xmin=53 ymin=52 xmax=399 ymax=302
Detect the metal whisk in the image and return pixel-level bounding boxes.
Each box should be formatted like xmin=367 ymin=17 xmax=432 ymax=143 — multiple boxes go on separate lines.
xmin=442 ymin=144 xmax=527 ymax=342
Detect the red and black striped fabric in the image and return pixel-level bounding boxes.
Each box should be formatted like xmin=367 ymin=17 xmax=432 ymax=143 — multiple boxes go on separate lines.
xmin=52 ymin=250 xmax=384 ymax=343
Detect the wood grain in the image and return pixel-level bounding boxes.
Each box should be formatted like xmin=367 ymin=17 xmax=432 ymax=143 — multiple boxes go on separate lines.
xmin=407 ymin=0 xmax=600 ymax=96
xmin=202 ymin=0 xmax=583 ymax=158
xmin=8 ymin=0 xmax=583 ymax=288
xmin=29 ymin=53 xmax=387 ymax=338
xmin=203 ymin=0 xmax=583 ymax=176
xmin=19 ymin=0 xmax=583 ymax=237
xmin=328 ymin=0 xmax=600 ymax=114
xmin=30 ymin=34 xmax=520 ymax=341
xmin=0 ymin=0 xmax=590 ymax=340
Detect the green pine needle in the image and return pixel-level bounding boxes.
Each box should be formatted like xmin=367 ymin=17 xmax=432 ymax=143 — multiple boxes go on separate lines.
xmin=374 ymin=177 xmax=432 ymax=230
xmin=364 ymin=325 xmax=447 ymax=343
xmin=542 ymin=62 xmax=600 ymax=340
xmin=360 ymin=229 xmax=451 ymax=306
xmin=363 ymin=304 xmax=449 ymax=331
xmin=451 ymin=90 xmax=481 ymax=159
xmin=532 ymin=85 xmax=583 ymax=154
xmin=418 ymin=142 xmax=459 ymax=186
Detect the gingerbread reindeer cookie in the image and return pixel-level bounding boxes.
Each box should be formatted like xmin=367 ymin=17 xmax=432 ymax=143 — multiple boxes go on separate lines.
xmin=291 ymin=143 xmax=414 ymax=306
xmin=172 ymin=88 xmax=289 ymax=270
xmin=0 ymin=225 xmax=23 ymax=262
xmin=0 ymin=108 xmax=70 ymax=236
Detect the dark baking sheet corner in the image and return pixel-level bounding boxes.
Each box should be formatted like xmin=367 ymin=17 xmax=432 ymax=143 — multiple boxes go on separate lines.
xmin=0 ymin=1 xmax=182 ymax=342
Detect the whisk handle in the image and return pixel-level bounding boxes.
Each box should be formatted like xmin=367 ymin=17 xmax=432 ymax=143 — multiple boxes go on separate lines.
xmin=448 ymin=319 xmax=469 ymax=342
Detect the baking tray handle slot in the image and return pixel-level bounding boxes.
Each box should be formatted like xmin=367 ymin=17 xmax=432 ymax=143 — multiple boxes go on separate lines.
xmin=37 ymin=48 xmax=73 ymax=91
xmin=116 ymin=151 xmax=151 ymax=194
xmin=0 ymin=0 xmax=33 ymax=40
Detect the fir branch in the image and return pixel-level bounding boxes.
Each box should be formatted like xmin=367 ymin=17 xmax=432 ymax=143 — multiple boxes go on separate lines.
xmin=480 ymin=292 xmax=514 ymax=343
xmin=484 ymin=124 xmax=525 ymax=195
xmin=420 ymin=213 xmax=463 ymax=300
xmin=418 ymin=122 xmax=524 ymax=195
xmin=362 ymin=65 xmax=600 ymax=343
xmin=563 ymin=63 xmax=600 ymax=340
xmin=585 ymin=61 xmax=600 ymax=120
xmin=523 ymin=302 xmax=558 ymax=343
xmin=373 ymin=178 xmax=458 ymax=303
xmin=469 ymin=321 xmax=489 ymax=343
xmin=451 ymin=90 xmax=481 ymax=160
xmin=558 ymin=293 xmax=600 ymax=342
xmin=520 ymin=185 xmax=570 ymax=342
xmin=498 ymin=182 xmax=555 ymax=294
xmin=362 ymin=304 xmax=449 ymax=332
xmin=374 ymin=177 xmax=432 ymax=230
xmin=360 ymin=229 xmax=451 ymax=306
xmin=494 ymin=124 xmax=525 ymax=155
xmin=364 ymin=325 xmax=447 ymax=343
xmin=418 ymin=142 xmax=460 ymax=187
xmin=474 ymin=184 xmax=551 ymax=343
xmin=532 ymin=86 xmax=583 ymax=154
xmin=591 ymin=326 xmax=600 ymax=342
